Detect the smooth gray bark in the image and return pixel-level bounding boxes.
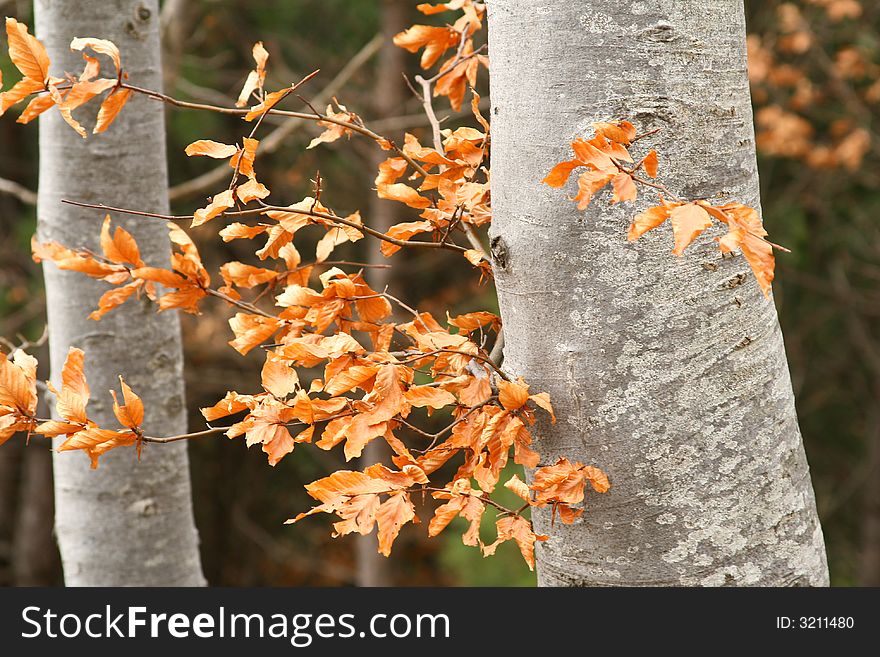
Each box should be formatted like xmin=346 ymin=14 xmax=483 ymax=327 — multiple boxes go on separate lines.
xmin=486 ymin=0 xmax=829 ymax=586
xmin=35 ymin=0 xmax=205 ymax=585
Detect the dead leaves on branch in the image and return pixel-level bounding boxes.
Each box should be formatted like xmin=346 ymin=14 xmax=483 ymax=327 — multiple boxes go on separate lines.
xmin=393 ymin=1 xmax=488 ymax=110
xmin=35 ymin=348 xmax=144 ymax=468
xmin=374 ymin=106 xmax=490 ymax=262
xmin=1 ymin=19 xmax=131 ymax=135
xmin=0 ymin=349 xmax=38 ymax=445
xmin=7 ymin=5 xmax=617 ymax=570
xmin=545 ymin=120 xmax=782 ymax=297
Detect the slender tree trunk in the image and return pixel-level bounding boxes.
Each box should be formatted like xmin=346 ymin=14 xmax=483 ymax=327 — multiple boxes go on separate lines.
xmin=355 ymin=0 xmax=408 ymax=588
xmin=12 ymin=391 xmax=60 ymax=585
xmin=35 ymin=0 xmax=205 ymax=586
xmin=486 ymin=0 xmax=829 ymax=586
xmin=0 ymin=436 xmax=22 ymax=585
xmin=13 ymin=443 xmax=60 ymax=585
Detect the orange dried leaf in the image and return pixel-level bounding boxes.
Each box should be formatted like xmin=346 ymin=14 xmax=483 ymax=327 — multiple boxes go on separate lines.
xmin=498 ymin=378 xmax=530 ymax=411
xmin=229 ymin=137 xmax=259 ymax=178
xmin=88 ymin=281 xmax=140 ymax=320
xmin=110 ymin=376 xmax=144 ymax=429
xmin=236 ymin=178 xmax=270 ymax=203
xmin=58 ymin=426 xmax=137 ymax=469
xmin=192 ymin=189 xmax=235 ymax=228
xmin=504 ymin=473 xmax=531 ymax=502
xmin=628 ymin=204 xmax=671 ymax=241
xmin=236 ymin=41 xmax=269 ymax=107
xmin=100 ymin=215 xmax=142 ymax=266
xmin=643 ymin=149 xmax=659 ymax=178
xmin=542 ymin=159 xmax=582 ymax=188
xmin=482 ymin=515 xmax=546 ymax=570
xmin=53 ymin=347 xmax=89 ymax=425
xmin=0 ymin=349 xmax=38 ymax=418
xmin=2 ymin=77 xmax=47 ymax=116
xmin=375 ymin=491 xmax=416 ymax=556
xmin=93 ymin=87 xmax=131 ymax=133
xmin=69 ymin=37 xmax=121 ymax=76
xmin=15 ymin=93 xmax=55 ymax=123
xmin=405 ymin=385 xmax=456 ymax=409
xmin=228 ymin=313 xmax=282 ymax=355
xmin=670 ymin=203 xmax=713 ymax=255
xmin=185 ymin=140 xmax=239 ymax=159
xmin=592 ymin=120 xmax=636 ymax=145
xmin=6 ymin=18 xmax=50 ymax=82
xmin=244 ymin=87 xmax=289 ymax=121
xmin=393 ymin=25 xmax=459 ymax=69
xmin=611 ymin=172 xmax=637 ymax=204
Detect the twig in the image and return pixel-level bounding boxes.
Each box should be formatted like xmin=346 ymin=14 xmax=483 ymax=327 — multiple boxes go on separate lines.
xmin=61 ymin=198 xmax=469 ymax=255
xmin=0 ymin=177 xmax=37 ymax=206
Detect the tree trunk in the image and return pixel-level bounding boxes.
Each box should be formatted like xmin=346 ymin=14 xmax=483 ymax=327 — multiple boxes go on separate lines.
xmin=35 ymin=0 xmax=205 ymax=586
xmin=486 ymin=0 xmax=829 ymax=586
xmin=355 ymin=0 xmax=409 ymax=588
xmin=13 ymin=442 xmax=60 ymax=585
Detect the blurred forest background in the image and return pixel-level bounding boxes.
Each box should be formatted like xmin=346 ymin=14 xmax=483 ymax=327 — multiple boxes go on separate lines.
xmin=0 ymin=0 xmax=878 ymax=586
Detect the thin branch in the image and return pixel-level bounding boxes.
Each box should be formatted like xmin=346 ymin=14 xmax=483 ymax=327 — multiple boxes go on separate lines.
xmin=61 ymin=198 xmax=469 ymax=255
xmin=206 ymin=288 xmax=277 ymax=319
xmin=0 ymin=176 xmax=37 ymax=205
xmin=141 ymin=426 xmax=228 ymax=444
xmin=488 ymin=329 xmax=505 ymax=365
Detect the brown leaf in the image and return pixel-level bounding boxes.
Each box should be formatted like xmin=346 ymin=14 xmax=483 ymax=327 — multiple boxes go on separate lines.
xmin=393 ymin=25 xmax=459 ymax=69
xmin=236 ymin=178 xmax=270 ymax=203
xmin=0 ymin=349 xmax=38 ymax=418
xmin=628 ymin=203 xmax=671 ymax=242
xmin=261 ymin=353 xmax=299 ymax=398
xmin=100 ymin=215 xmax=142 ymax=266
xmin=228 ymin=313 xmax=282 ymax=355
xmin=110 ymin=376 xmax=144 ymax=429
xmin=88 ymin=282 xmax=140 ymax=320
xmin=57 ymin=426 xmax=137 ymax=469
xmin=185 ymin=140 xmax=239 ymax=159
xmin=670 ymin=203 xmax=713 ymax=255
xmin=220 ymin=222 xmax=268 ymax=242
xmin=375 ymin=490 xmax=416 ymax=556
xmin=54 ymin=347 xmax=89 ymax=425
xmin=6 ymin=18 xmax=49 ymax=82
xmin=93 ymin=87 xmax=131 ymax=133
xmin=592 ymin=120 xmax=636 ymax=145
xmin=498 ymin=378 xmax=530 ymax=412
xmin=229 ymin=137 xmax=259 ymax=178
xmin=542 ymin=159 xmax=582 ymax=188
xmin=504 ymin=473 xmax=531 ymax=503
xmin=69 ymin=37 xmax=121 ymax=77
xmin=482 ymin=515 xmax=546 ymax=570
xmin=643 ymin=149 xmax=659 ymax=178
xmin=244 ymin=87 xmax=289 ymax=121
xmin=15 ymin=93 xmax=55 ymax=123
xmin=236 ymin=41 xmax=269 ymax=107
xmin=405 ymin=385 xmax=456 ymax=409
xmin=192 ymin=189 xmax=235 ymax=228
xmin=611 ymin=172 xmax=637 ymax=204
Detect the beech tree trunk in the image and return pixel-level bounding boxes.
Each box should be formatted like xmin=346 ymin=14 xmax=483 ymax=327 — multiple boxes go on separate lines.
xmin=486 ymin=0 xmax=829 ymax=586
xmin=355 ymin=0 xmax=408 ymax=588
xmin=35 ymin=0 xmax=205 ymax=585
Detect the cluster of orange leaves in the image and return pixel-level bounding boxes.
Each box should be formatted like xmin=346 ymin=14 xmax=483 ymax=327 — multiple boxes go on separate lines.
xmin=544 ymin=121 xmax=779 ymax=297
xmin=393 ymin=1 xmax=488 ymax=111
xmin=1 ymin=345 xmax=145 ymax=468
xmin=0 ymin=17 xmax=131 ymax=135
xmin=3 ymin=2 xmax=610 ymax=569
